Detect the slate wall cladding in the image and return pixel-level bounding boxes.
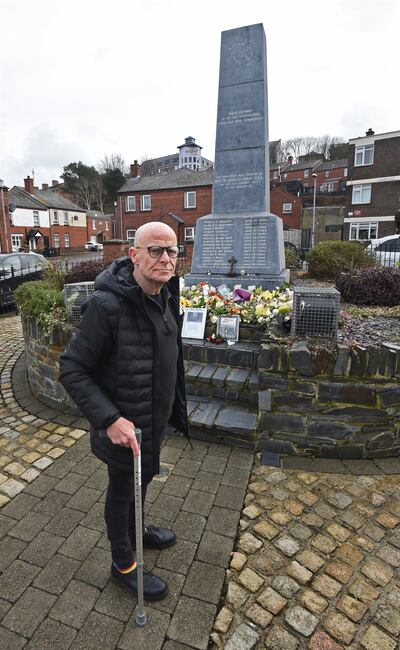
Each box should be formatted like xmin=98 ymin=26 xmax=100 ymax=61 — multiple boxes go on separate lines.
xmin=21 ymin=319 xmax=400 ymax=458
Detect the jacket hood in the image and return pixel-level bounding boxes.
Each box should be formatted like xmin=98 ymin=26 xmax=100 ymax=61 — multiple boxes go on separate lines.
xmin=94 ymin=256 xmax=179 ymax=300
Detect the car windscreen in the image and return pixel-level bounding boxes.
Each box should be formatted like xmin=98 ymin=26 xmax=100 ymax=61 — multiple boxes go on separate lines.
xmin=0 ymin=255 xmax=22 ymax=278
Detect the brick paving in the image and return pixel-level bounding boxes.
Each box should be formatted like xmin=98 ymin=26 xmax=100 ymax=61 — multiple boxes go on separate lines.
xmin=0 ymin=314 xmax=400 ymax=649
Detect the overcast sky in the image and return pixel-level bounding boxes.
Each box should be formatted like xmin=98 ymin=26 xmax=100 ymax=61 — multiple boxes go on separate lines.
xmin=1 ymin=0 xmax=399 ymax=187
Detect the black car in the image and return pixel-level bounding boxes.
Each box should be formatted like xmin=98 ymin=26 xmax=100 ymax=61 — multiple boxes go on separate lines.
xmin=0 ymin=252 xmax=49 ymax=310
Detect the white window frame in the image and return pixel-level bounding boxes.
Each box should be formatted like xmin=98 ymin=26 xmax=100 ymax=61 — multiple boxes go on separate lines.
xmin=126 ymin=196 xmax=136 ymax=211
xmin=126 ymin=229 xmax=136 ymax=245
xmin=53 ymin=210 xmax=59 ymax=225
xmin=304 ymin=169 xmax=309 ymax=178
xmin=282 ymin=202 xmax=293 ymax=214
xmin=184 ymin=191 xmax=196 ymax=209
xmin=105 ymin=222 xmax=109 ymax=231
xmin=184 ymin=226 xmax=196 ymax=241
xmin=33 ymin=210 xmax=39 ymax=227
xmin=53 ymin=233 xmax=60 ymax=248
xmin=11 ymin=234 xmax=23 ymax=252
xmin=92 ymin=219 xmax=96 ymax=229
xmin=355 ymin=144 xmax=374 ymax=166
xmin=64 ymin=211 xmax=69 ymax=225
xmin=141 ymin=195 xmax=151 ymax=211
xmin=273 ymin=171 xmax=278 ymax=179
xmin=352 ymin=184 xmax=371 ymax=204
xmin=64 ymin=233 xmax=70 ymax=248
xmin=325 ymin=171 xmax=330 ymax=177
xmin=349 ymin=222 xmax=378 ymax=241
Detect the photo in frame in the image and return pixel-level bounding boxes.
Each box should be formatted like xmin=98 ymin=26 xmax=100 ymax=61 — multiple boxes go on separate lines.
xmin=182 ymin=308 xmax=207 ymax=339
xmin=217 ymin=315 xmax=240 ymax=342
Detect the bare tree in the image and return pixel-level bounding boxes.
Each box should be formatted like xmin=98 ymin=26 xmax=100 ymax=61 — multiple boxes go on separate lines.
xmin=73 ymin=177 xmax=93 ymax=210
xmin=92 ymin=178 xmax=107 ymax=213
xmin=278 ymin=135 xmax=346 ymax=163
xmin=98 ymin=153 xmax=128 ymax=175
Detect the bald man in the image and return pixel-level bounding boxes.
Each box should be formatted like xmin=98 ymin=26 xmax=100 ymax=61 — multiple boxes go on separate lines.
xmin=60 ymin=222 xmax=189 ymax=601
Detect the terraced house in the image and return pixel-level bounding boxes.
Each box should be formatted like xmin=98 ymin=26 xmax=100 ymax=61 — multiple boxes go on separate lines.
xmin=344 ymin=129 xmax=400 ymax=241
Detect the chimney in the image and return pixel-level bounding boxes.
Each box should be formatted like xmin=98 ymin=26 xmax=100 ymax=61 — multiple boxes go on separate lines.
xmin=130 ymin=160 xmax=141 ymax=178
xmin=42 ymin=183 xmax=49 ymax=190
xmin=287 ymin=155 xmax=293 ymax=165
xmin=24 ymin=176 xmax=34 ymax=193
xmin=365 ymin=128 xmax=375 ymax=136
xmin=52 ymin=180 xmax=58 ymax=186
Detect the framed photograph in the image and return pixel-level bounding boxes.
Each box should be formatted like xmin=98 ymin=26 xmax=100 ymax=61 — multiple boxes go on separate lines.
xmin=182 ymin=308 xmax=207 ymax=339
xmin=217 ymin=315 xmax=240 ymax=342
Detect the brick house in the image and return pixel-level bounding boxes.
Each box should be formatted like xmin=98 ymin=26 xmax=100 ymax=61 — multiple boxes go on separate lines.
xmin=118 ymin=167 xmax=213 ymax=264
xmin=270 ymin=185 xmax=302 ymax=229
xmin=279 ymin=158 xmax=322 ymax=189
xmin=344 ymin=129 xmax=400 ymax=241
xmin=0 ymin=180 xmax=11 ymax=253
xmin=313 ymin=159 xmax=348 ymax=194
xmin=86 ymin=210 xmax=113 ymax=244
xmin=8 ymin=177 xmax=87 ymax=252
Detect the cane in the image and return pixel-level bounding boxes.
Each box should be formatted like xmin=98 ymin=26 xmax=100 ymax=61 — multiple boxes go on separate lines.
xmin=133 ymin=428 xmax=146 ymax=627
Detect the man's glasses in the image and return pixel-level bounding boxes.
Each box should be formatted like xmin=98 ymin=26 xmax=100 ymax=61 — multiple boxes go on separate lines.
xmin=136 ymin=246 xmax=179 ymax=259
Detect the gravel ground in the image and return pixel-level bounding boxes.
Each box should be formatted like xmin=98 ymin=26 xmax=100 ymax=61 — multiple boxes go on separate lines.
xmin=292 ymin=276 xmax=400 ymax=347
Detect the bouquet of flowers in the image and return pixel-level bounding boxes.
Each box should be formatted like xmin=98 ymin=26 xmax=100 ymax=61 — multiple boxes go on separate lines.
xmin=180 ymin=283 xmax=293 ymax=333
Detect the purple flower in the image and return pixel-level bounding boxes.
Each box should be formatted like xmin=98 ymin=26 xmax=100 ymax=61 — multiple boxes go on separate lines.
xmin=232 ymin=288 xmax=252 ymax=303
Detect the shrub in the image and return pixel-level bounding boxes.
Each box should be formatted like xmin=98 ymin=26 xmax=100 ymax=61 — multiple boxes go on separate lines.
xmin=285 ymin=247 xmax=301 ymax=269
xmin=14 ymin=281 xmax=67 ymax=333
xmin=65 ymin=259 xmax=109 ymax=284
xmin=306 ymin=241 xmax=376 ymax=280
xmin=43 ymin=261 xmax=66 ymax=291
xmin=336 ymin=267 xmax=400 ymax=306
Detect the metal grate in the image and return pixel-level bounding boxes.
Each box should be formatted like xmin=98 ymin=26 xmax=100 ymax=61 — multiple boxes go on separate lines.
xmin=291 ymin=287 xmax=340 ymax=340
xmin=64 ymin=281 xmax=95 ymax=324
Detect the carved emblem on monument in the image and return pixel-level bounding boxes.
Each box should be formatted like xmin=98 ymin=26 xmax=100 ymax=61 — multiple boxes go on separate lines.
xmin=229 ymin=41 xmax=254 ymax=66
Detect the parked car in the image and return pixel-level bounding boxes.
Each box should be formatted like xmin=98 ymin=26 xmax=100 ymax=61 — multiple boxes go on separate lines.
xmin=366 ymin=235 xmax=400 ymax=267
xmin=0 ymin=252 xmax=49 ymax=310
xmin=84 ymin=241 xmax=103 ymax=251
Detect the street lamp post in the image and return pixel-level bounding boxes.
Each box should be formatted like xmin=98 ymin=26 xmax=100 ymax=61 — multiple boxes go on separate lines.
xmin=113 ymin=201 xmax=118 ymax=239
xmin=311 ymin=172 xmax=318 ymax=249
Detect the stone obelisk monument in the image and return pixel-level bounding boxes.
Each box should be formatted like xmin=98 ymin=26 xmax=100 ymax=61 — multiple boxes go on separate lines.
xmin=185 ymin=23 xmax=289 ymax=289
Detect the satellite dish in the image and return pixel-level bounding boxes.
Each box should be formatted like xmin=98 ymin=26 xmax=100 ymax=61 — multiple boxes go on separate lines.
xmin=8 ymin=202 xmax=16 ymax=213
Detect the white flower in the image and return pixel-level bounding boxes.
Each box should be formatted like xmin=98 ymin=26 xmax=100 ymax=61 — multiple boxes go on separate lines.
xmin=210 ymin=315 xmax=218 ymax=323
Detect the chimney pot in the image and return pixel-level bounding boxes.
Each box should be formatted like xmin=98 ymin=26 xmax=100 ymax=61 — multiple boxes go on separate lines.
xmin=365 ymin=128 xmax=375 ymax=136
xmin=24 ymin=176 xmax=34 ymax=194
xmin=52 ymin=180 xmax=58 ymax=186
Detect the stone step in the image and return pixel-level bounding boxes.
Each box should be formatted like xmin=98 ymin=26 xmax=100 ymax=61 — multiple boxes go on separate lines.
xmin=185 ymin=360 xmax=258 ymax=406
xmin=187 ymin=396 xmax=258 ymax=444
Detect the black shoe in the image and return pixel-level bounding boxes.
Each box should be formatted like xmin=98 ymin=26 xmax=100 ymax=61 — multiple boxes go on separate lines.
xmin=111 ymin=563 xmax=168 ymax=601
xmin=142 ymin=525 xmax=176 ymax=550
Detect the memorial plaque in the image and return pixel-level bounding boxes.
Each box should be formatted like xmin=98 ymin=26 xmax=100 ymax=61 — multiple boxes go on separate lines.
xmin=185 ymin=23 xmax=289 ymax=291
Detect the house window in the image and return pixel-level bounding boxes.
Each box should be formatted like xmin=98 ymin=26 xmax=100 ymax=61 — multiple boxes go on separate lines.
xmin=273 ymin=171 xmax=278 ymax=179
xmin=33 ymin=211 xmax=39 ymax=227
xmin=92 ymin=220 xmax=96 ymax=229
xmin=141 ymin=195 xmax=151 ymax=211
xmin=126 ymin=229 xmax=136 ymax=245
xmin=126 ymin=196 xmax=136 ymax=211
xmin=11 ymin=234 xmax=23 ymax=252
xmin=184 ymin=227 xmax=195 ymax=241
xmin=325 ymin=171 xmax=330 ymax=177
xmin=64 ymin=211 xmax=68 ymax=225
xmin=53 ymin=233 xmax=60 ymax=248
xmin=53 ymin=210 xmax=59 ymax=225
xmin=184 ymin=191 xmax=196 ymax=208
xmin=105 ymin=222 xmax=109 ymax=231
xmin=352 ymin=184 xmax=371 ymax=204
xmin=304 ymin=170 xmax=309 ymax=178
xmin=282 ymin=203 xmax=293 ymax=214
xmin=355 ymin=144 xmax=374 ymax=166
xmin=64 ymin=234 xmax=70 ymax=248
xmin=344 ymin=168 xmax=348 ymax=177
xmin=327 ymin=182 xmax=335 ymax=192
xmin=283 ymin=173 xmax=287 ymax=179
xmin=349 ymin=222 xmax=378 ymax=240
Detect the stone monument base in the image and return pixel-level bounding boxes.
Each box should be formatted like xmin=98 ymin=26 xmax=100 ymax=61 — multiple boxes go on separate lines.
xmin=184 ymin=269 xmax=290 ymax=291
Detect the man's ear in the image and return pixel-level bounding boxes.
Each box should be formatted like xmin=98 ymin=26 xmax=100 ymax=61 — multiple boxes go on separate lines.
xmin=128 ymin=246 xmax=137 ymax=264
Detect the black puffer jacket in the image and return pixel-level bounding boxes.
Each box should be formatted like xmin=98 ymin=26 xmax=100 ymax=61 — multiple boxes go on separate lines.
xmin=59 ymin=257 xmax=188 ymax=482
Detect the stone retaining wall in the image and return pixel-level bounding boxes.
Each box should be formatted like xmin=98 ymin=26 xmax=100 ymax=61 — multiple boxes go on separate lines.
xmin=258 ymin=341 xmax=400 ymax=459
xmin=21 ymin=317 xmax=400 ymax=458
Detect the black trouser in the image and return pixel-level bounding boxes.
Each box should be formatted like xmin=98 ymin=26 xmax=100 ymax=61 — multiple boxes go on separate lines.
xmin=105 ymin=466 xmax=148 ymax=569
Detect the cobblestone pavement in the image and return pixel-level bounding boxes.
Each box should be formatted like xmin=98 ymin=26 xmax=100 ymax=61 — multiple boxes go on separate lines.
xmin=1 ymin=314 xmax=400 ymax=649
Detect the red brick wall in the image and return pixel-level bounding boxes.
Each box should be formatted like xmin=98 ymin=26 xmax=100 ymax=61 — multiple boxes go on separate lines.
xmin=270 ymin=186 xmax=302 ymax=229
xmin=87 ymin=217 xmax=112 ymax=241
xmin=119 ymin=185 xmax=212 ymax=243
xmin=49 ymin=226 xmax=87 ymax=250
xmin=0 ymin=186 xmax=10 ymax=252
xmin=313 ymin=167 xmax=347 ymax=191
